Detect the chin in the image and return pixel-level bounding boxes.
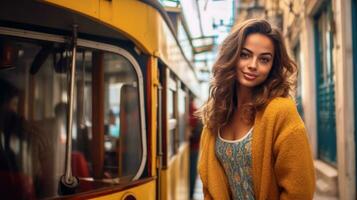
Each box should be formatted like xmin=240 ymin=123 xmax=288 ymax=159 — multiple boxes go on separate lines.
xmin=241 ymin=83 xmax=258 ymax=88
xmin=238 ymin=79 xmax=261 ymax=88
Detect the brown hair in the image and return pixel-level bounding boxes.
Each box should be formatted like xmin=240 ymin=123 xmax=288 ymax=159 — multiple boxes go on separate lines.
xmin=199 ymin=19 xmax=297 ymax=134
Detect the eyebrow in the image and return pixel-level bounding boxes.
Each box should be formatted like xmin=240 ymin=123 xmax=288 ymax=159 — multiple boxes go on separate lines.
xmin=242 ymin=48 xmax=273 ymax=57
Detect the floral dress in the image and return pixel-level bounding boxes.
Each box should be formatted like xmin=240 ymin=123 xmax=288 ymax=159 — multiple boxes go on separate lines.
xmin=215 ymin=127 xmax=254 ymax=200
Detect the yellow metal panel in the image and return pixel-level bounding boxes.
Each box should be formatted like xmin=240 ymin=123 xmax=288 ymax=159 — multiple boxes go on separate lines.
xmin=160 ymin=166 xmax=172 ymax=200
xmin=150 ymin=56 xmax=159 ymax=176
xmin=44 ymin=0 xmax=100 ymax=17
xmin=43 ymin=0 xmax=159 ymax=54
xmin=90 ymin=180 xmax=156 ymax=200
xmin=160 ymin=143 xmax=190 ymax=200
xmin=110 ymin=0 xmax=159 ymax=53
xmin=99 ymin=0 xmax=113 ymax=22
xmin=175 ymin=144 xmax=189 ymax=200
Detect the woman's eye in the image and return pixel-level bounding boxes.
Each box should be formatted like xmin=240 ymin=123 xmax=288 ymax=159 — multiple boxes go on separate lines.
xmin=240 ymin=52 xmax=249 ymax=59
xmin=260 ymin=57 xmax=270 ymax=64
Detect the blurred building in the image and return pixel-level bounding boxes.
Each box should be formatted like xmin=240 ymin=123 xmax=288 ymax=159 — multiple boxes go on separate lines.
xmin=160 ymin=0 xmax=239 ymax=104
xmin=235 ymin=0 xmax=356 ymax=199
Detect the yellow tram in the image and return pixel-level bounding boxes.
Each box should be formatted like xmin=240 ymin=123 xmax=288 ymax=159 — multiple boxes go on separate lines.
xmin=0 ymin=0 xmax=201 ymax=199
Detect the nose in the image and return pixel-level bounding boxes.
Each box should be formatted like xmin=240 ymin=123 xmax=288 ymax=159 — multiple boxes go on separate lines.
xmin=247 ymin=57 xmax=258 ymax=70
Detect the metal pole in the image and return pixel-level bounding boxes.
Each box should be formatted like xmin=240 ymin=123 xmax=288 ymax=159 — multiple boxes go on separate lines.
xmin=64 ymin=24 xmax=78 ymax=184
xmin=157 ymin=84 xmax=163 ymax=200
xmin=60 ymin=24 xmax=79 ymax=194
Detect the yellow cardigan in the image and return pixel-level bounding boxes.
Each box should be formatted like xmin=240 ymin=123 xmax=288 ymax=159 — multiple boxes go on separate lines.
xmin=198 ymin=97 xmax=315 ymax=200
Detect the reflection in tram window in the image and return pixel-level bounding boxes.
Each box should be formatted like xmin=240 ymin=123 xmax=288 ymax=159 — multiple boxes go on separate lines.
xmin=0 ymin=37 xmax=69 ymax=199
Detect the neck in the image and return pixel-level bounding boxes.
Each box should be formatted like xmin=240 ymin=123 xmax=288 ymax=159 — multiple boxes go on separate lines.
xmin=236 ymin=85 xmax=253 ymax=108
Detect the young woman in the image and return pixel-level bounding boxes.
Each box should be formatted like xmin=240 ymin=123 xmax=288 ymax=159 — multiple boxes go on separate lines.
xmin=197 ymin=19 xmax=315 ymax=200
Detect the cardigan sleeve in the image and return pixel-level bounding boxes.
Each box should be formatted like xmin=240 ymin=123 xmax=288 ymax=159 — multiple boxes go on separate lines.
xmin=202 ymin=187 xmax=213 ymax=200
xmin=273 ymin=125 xmax=316 ymax=200
xmin=197 ymin=127 xmax=213 ymax=200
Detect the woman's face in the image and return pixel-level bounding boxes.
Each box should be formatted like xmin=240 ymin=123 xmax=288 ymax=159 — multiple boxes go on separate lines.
xmin=236 ymin=33 xmax=274 ymax=88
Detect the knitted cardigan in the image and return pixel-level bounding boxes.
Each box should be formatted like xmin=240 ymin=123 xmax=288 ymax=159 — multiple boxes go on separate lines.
xmin=198 ymin=97 xmax=315 ymax=200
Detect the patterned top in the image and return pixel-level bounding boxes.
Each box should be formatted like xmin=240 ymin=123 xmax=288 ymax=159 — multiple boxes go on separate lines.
xmin=215 ymin=127 xmax=255 ymax=200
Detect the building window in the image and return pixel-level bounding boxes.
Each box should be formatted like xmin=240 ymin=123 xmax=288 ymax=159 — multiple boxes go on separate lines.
xmin=293 ymin=42 xmax=304 ymax=120
xmin=314 ymin=1 xmax=336 ymax=165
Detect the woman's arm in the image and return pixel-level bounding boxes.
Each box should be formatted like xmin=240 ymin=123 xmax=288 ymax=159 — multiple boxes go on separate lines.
xmin=197 ymin=127 xmax=213 ymax=200
xmin=274 ymin=125 xmax=316 ymax=200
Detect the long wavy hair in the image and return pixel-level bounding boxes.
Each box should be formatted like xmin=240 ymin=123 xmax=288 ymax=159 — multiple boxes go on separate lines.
xmin=199 ymin=19 xmax=297 ymax=134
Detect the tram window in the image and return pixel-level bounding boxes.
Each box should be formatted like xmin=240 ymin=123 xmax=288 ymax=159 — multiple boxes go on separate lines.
xmin=71 ymin=49 xmax=93 ymax=179
xmin=103 ymin=53 xmax=142 ymax=181
xmin=69 ymin=50 xmax=143 ymax=182
xmin=0 ymin=37 xmax=71 ymax=199
xmin=0 ymin=34 xmax=147 ymax=199
xmin=167 ymin=87 xmax=177 ymax=157
xmin=168 ymin=89 xmax=175 ymax=119
xmin=178 ymin=88 xmax=187 ymax=145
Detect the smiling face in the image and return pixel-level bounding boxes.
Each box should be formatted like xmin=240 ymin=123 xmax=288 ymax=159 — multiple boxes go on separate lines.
xmin=236 ymin=33 xmax=274 ymax=89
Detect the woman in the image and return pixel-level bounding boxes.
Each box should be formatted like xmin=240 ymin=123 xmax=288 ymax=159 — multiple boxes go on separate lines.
xmin=197 ymin=19 xmax=315 ymax=200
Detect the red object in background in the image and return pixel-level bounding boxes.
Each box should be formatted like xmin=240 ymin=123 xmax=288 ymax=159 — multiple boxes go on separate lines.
xmin=71 ymin=151 xmax=89 ymax=177
xmin=0 ymin=171 xmax=36 ymax=200
xmin=189 ymin=100 xmax=202 ymax=150
xmin=189 ymin=100 xmax=198 ymax=128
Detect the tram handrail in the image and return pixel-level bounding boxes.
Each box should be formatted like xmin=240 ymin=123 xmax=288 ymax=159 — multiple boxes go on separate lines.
xmin=59 ymin=24 xmax=79 ymax=194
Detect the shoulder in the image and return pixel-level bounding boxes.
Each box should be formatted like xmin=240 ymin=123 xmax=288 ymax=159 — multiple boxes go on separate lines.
xmin=258 ymin=97 xmax=303 ymax=127
xmin=266 ymin=97 xmax=296 ymax=112
xmin=200 ymin=126 xmax=214 ymax=142
xmin=199 ymin=126 xmax=217 ymax=151
xmin=259 ymin=98 xmax=307 ymax=148
xmin=263 ymin=97 xmax=298 ymax=117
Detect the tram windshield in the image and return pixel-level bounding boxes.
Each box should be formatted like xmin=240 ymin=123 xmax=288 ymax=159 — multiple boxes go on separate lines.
xmin=0 ymin=35 xmax=144 ymax=199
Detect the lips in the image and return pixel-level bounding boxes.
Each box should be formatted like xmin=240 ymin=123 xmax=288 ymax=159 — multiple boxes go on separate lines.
xmin=242 ymin=72 xmax=258 ymax=81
